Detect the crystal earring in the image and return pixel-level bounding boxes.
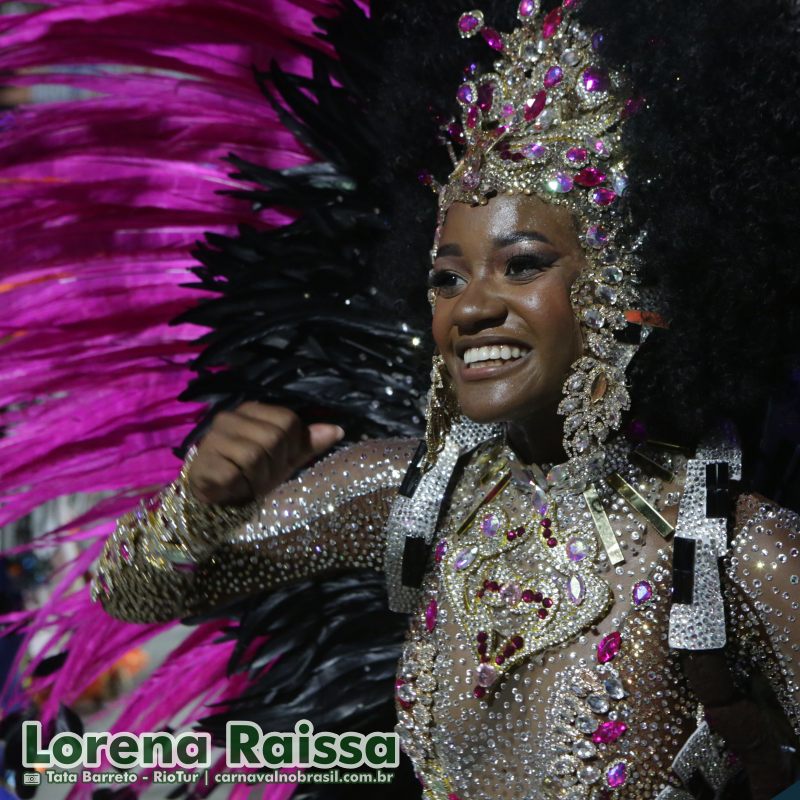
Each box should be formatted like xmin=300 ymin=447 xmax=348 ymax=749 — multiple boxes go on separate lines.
xmin=422 ymin=354 xmax=460 ymax=470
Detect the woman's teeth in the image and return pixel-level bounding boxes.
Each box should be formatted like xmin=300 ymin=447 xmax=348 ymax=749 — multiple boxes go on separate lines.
xmin=463 ymin=345 xmax=529 ymax=366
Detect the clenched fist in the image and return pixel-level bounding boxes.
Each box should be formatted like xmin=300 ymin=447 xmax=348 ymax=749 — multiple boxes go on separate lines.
xmin=186 ymin=402 xmax=344 ymax=506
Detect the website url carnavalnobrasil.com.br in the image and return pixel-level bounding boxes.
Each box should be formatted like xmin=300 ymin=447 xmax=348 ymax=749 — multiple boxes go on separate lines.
xmin=215 ymin=770 xmax=394 ymax=785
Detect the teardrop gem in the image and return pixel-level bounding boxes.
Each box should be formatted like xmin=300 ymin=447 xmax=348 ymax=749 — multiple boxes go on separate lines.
xmin=458 ymin=11 xmax=483 ymax=37
xmin=546 ymin=172 xmax=574 ymax=193
xmin=524 ymin=90 xmax=547 ymax=121
xmin=567 ymin=574 xmax=586 ymax=605
xmin=582 ymin=66 xmax=610 ymax=93
xmin=574 ymin=167 xmax=607 ymax=187
xmin=480 ymin=27 xmax=505 ymax=51
xmin=590 ymin=187 xmax=618 ymax=206
xmin=544 ymin=65 xmax=563 ymax=88
xmin=425 ymin=599 xmax=438 ymax=632
xmin=632 ymin=580 xmax=653 ymax=606
xmin=542 ymin=7 xmax=563 ymax=38
xmin=606 ymin=762 xmax=627 ymax=788
xmin=454 ymin=548 xmax=477 ymax=570
xmin=597 ymin=631 xmax=622 ymax=663
xmin=518 ymin=0 xmax=538 ymax=19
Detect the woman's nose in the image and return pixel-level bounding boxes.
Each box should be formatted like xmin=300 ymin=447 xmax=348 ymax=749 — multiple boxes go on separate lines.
xmin=450 ymin=275 xmax=507 ymax=334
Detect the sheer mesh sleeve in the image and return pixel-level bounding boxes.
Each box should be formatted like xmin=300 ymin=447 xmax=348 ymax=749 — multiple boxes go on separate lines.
xmin=723 ymin=493 xmax=800 ymax=738
xmin=92 ymin=438 xmax=415 ymax=623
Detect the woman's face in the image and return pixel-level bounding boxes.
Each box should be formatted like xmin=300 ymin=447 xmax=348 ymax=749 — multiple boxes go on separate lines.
xmin=430 ymin=193 xmax=585 ymax=426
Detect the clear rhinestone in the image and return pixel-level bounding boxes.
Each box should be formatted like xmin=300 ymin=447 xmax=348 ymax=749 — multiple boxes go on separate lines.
xmin=573 ymin=739 xmax=597 ymax=760
xmin=587 ymin=693 xmax=610 ymax=714
xmin=603 ymin=676 xmax=626 ymax=699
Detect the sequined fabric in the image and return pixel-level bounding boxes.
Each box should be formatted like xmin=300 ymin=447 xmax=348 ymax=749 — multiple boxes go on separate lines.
xmin=93 ymin=438 xmax=414 ymax=621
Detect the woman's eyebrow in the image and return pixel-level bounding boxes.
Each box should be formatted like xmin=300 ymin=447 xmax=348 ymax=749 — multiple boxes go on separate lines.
xmin=435 ymin=243 xmax=462 ymax=258
xmin=492 ymin=230 xmax=552 ymax=247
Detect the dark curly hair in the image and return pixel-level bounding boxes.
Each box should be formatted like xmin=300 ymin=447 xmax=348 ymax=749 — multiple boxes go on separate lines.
xmin=369 ymin=0 xmax=800 ymax=486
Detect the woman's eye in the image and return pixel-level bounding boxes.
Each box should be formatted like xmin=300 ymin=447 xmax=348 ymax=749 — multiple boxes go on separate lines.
xmin=505 ymin=254 xmax=554 ymax=276
xmin=427 ymin=269 xmax=465 ymax=295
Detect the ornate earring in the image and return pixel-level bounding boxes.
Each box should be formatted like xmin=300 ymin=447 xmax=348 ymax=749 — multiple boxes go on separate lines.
xmin=422 ymin=354 xmax=460 ymax=471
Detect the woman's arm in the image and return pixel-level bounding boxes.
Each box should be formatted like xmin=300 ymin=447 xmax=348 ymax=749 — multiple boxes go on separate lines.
xmin=92 ymin=438 xmax=415 ymax=623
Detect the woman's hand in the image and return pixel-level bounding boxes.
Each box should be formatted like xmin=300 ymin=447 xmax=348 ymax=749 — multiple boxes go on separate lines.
xmin=187 ymin=402 xmax=344 ymax=505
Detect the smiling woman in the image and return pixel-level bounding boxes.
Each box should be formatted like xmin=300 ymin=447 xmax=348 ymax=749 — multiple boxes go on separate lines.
xmin=61 ymin=0 xmax=800 ymax=798
xmin=430 ymin=194 xmax=583 ymax=463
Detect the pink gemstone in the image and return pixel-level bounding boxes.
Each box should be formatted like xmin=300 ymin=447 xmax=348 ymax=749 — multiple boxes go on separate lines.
xmin=606 ymin=762 xmax=627 ymax=788
xmin=523 ymin=142 xmax=548 ymax=160
xmin=566 ymin=147 xmax=588 ymax=163
xmin=544 ymin=65 xmax=563 ymax=88
xmin=476 ymin=630 xmax=488 ymax=642
xmin=566 ymin=574 xmax=585 ymax=605
xmin=448 ymin=795 xmax=462 ymax=800
xmin=566 ymin=536 xmax=589 ymax=562
xmin=597 ymin=631 xmax=622 ymax=663
xmin=591 ymin=187 xmax=618 ymax=206
xmin=518 ymin=0 xmax=537 ymax=17
xmin=458 ymin=13 xmax=482 ymax=34
xmin=454 ymin=547 xmax=476 ymax=569
xmin=481 ymin=27 xmax=504 ymax=51
xmin=542 ymin=7 xmax=563 ymax=38
xmin=512 ymin=635 xmax=524 ymax=648
xmin=592 ymin=720 xmax=628 ymax=744
xmin=542 ymin=597 xmax=553 ymax=608
xmin=477 ymin=662 xmax=498 ymax=687
xmin=537 ymin=608 xmax=548 ymax=619
xmin=522 ymin=590 xmax=535 ymax=603
xmin=503 ymin=644 xmax=516 ymax=658
xmin=574 ymin=167 xmax=607 ymax=187
xmin=563 ymin=0 xmax=579 ymax=6
xmin=532 ymin=591 xmax=543 ymax=602
xmin=547 ymin=537 xmax=557 ymax=548
xmin=466 ymin=106 xmax=479 ymax=129
xmin=473 ymin=686 xmax=487 ymax=698
xmin=425 ymin=598 xmax=438 ymax=632
xmin=632 ymin=580 xmax=653 ymax=606
xmin=524 ymin=90 xmax=547 ymax=121
xmin=477 ymin=82 xmax=495 ymax=112
xmin=583 ymin=66 xmax=610 ymax=93
xmin=481 ymin=512 xmax=502 ymax=537
xmin=495 ymin=654 xmax=505 ymax=665
xmin=541 ymin=517 xmax=552 ymax=527
xmin=456 ymin=84 xmax=474 ymax=104
xmin=118 ymin=541 xmax=131 ymax=561
xmin=502 ymin=102 xmax=515 ymax=117
xmin=435 ymin=539 xmax=448 ymax=563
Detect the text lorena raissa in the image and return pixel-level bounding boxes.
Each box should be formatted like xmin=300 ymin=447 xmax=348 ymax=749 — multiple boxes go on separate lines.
xmin=23 ymin=720 xmax=399 ymax=770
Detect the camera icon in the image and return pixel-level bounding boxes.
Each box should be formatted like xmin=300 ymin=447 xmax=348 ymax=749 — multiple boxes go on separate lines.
xmin=23 ymin=773 xmax=42 ymax=786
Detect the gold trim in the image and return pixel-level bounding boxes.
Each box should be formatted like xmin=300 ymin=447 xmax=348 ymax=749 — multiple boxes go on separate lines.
xmin=607 ymin=472 xmax=675 ymax=539
xmin=583 ymin=484 xmax=625 ymax=565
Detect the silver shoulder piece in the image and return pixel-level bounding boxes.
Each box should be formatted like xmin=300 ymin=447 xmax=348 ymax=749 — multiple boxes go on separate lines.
xmin=668 ymin=425 xmax=742 ymax=650
xmin=384 ymin=418 xmax=501 ymax=613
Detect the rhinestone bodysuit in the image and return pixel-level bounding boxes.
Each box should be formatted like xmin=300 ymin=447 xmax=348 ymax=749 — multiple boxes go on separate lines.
xmin=94 ymin=436 xmax=800 ymax=799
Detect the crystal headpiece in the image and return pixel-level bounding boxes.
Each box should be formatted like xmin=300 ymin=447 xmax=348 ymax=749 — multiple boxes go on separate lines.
xmin=426 ymin=0 xmax=658 ymax=492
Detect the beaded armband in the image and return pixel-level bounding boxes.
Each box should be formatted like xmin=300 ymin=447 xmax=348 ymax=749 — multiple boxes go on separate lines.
xmin=91 ymin=445 xmax=257 ymax=615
